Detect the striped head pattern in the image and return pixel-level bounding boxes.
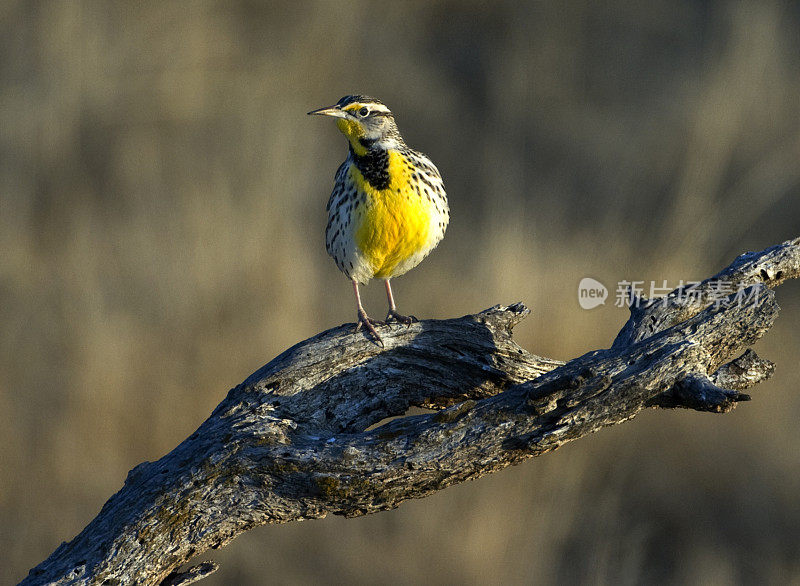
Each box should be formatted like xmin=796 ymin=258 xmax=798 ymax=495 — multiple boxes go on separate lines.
xmin=308 ymin=95 xmax=404 ymax=155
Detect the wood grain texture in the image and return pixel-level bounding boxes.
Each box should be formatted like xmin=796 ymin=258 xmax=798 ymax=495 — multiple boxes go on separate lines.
xmin=21 ymin=237 xmax=799 ymax=586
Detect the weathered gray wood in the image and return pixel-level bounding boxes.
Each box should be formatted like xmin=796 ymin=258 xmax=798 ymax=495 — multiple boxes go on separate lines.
xmin=21 ymin=237 xmax=799 ymax=586
xmin=160 ymin=562 xmax=218 ymax=586
xmin=613 ymin=237 xmax=800 ymax=347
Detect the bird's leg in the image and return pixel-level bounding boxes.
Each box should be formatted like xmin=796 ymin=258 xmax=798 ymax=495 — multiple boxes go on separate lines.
xmin=384 ymin=279 xmax=417 ymax=326
xmin=352 ymin=280 xmax=385 ymax=346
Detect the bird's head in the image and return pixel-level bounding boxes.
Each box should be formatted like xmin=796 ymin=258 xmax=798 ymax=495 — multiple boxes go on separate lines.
xmin=308 ymin=95 xmax=402 ymax=155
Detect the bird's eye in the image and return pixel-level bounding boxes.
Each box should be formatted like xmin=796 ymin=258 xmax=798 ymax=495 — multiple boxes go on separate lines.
xmin=358 ymin=107 xmax=369 ymax=117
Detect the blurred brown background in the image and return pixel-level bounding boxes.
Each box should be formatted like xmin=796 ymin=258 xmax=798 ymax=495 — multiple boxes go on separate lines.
xmin=2 ymin=1 xmax=800 ymax=584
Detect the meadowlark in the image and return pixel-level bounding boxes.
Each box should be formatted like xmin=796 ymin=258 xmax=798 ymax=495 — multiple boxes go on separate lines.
xmin=309 ymin=95 xmax=449 ymax=346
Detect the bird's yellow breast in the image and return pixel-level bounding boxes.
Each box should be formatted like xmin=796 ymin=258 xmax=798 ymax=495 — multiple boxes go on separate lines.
xmin=350 ymin=151 xmax=431 ymax=279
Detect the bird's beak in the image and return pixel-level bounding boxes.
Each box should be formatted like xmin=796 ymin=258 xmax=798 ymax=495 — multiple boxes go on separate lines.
xmin=307 ymin=106 xmax=348 ymax=118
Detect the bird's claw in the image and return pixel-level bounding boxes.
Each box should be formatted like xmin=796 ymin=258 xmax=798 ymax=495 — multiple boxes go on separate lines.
xmin=355 ymin=313 xmax=385 ymax=347
xmin=385 ymin=310 xmax=418 ymax=327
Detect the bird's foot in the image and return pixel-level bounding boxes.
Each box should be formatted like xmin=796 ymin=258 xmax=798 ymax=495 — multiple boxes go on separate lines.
xmin=355 ymin=311 xmax=385 ymax=347
xmin=385 ymin=309 xmax=418 ymax=327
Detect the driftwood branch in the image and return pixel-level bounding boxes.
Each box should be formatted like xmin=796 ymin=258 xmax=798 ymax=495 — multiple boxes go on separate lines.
xmin=22 ymin=237 xmax=800 ymax=586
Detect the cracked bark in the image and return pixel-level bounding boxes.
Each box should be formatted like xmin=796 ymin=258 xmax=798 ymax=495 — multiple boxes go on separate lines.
xmin=21 ymin=237 xmax=799 ymax=586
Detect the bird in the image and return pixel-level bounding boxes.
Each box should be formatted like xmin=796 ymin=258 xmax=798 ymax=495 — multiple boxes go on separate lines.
xmin=308 ymin=95 xmax=449 ymax=346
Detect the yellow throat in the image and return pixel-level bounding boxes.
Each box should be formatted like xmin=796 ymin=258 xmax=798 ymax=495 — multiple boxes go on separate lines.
xmin=336 ymin=118 xmax=368 ymax=156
